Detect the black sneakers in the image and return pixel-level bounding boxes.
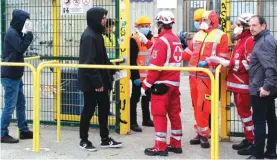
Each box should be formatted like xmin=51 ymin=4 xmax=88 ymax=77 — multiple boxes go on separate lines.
xmin=144 ymin=148 xmax=168 ymax=156
xmin=101 ymin=137 xmax=123 ymax=148
xmin=232 ymin=139 xmax=251 ymax=150
xmin=19 ymin=131 xmax=33 ymax=139
xmin=1 ymin=134 xmax=19 ymax=143
xmin=167 ymin=145 xmax=183 ymax=154
xmin=79 ymin=140 xmax=97 ymax=152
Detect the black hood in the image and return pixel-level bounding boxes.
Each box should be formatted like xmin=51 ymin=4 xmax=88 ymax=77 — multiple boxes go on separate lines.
xmin=10 ymin=9 xmax=30 ymax=32
xmin=87 ymin=7 xmax=108 ymax=33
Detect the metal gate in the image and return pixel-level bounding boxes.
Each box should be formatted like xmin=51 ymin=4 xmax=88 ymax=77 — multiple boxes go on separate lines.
xmin=0 ymin=0 xmax=120 ymax=128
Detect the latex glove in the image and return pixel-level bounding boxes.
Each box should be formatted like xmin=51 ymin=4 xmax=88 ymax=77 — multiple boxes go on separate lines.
xmin=133 ymin=79 xmax=141 ymax=86
xmin=179 ymin=31 xmax=185 ymax=42
xmin=141 ymin=87 xmax=147 ymax=96
xmin=219 ymin=59 xmax=230 ymax=67
xmin=137 ymin=32 xmax=148 ymax=44
xmin=198 ymin=61 xmax=208 ymax=68
xmin=206 ymin=56 xmax=230 ymax=67
xmin=206 ymin=56 xmax=221 ymax=63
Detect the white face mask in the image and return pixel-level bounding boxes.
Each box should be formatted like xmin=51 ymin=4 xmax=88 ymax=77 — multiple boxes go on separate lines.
xmin=233 ymin=26 xmax=243 ymax=35
xmin=199 ymin=22 xmax=209 ymax=30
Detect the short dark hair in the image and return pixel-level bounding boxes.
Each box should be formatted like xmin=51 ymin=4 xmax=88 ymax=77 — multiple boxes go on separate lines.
xmin=251 ymin=15 xmax=267 ymax=25
xmin=106 ymin=18 xmax=115 ymax=27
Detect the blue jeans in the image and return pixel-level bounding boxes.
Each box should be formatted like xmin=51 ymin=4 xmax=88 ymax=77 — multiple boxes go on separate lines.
xmin=1 ymin=78 xmax=29 ymax=137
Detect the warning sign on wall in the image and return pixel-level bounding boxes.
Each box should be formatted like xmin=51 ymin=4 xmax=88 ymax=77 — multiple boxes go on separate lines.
xmin=61 ymin=0 xmax=92 ymax=15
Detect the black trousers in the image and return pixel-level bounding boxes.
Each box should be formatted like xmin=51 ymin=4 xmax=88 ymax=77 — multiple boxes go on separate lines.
xmin=79 ymin=90 xmax=110 ymax=141
xmin=251 ymin=94 xmax=277 ymax=157
xmin=130 ymin=84 xmax=151 ymax=125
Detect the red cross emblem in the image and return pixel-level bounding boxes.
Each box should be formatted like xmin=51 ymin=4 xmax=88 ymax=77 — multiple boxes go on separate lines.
xmin=173 ymin=46 xmax=182 ymax=62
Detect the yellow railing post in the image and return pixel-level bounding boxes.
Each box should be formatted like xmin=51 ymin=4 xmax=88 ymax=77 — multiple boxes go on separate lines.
xmin=220 ymin=0 xmax=231 ymax=141
xmin=52 ymin=0 xmax=61 ymax=142
xmin=119 ymin=0 xmax=131 ymax=134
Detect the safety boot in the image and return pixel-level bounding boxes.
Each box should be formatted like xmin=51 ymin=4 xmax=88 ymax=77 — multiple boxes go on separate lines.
xmin=232 ymin=139 xmax=251 ymax=150
xmin=189 ymin=134 xmax=200 ymax=145
xmin=144 ymin=148 xmax=168 ymax=156
xmin=200 ymin=136 xmax=210 ymax=148
xmin=167 ymin=145 xmax=182 ymax=154
xmin=237 ymin=144 xmax=253 ymax=155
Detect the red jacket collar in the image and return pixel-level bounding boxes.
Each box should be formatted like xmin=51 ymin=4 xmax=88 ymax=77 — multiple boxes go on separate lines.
xmin=236 ymin=30 xmax=252 ymax=40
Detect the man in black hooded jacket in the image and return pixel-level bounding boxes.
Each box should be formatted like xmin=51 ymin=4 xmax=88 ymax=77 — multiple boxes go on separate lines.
xmin=78 ymin=7 xmax=123 ymax=151
xmin=1 ymin=9 xmax=33 ymax=143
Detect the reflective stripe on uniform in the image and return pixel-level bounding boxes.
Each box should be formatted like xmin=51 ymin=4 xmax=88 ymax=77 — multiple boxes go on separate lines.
xmin=156 ymin=132 xmax=167 ymax=137
xmin=155 ymin=80 xmax=180 ymax=86
xmin=246 ymin=125 xmax=254 ymax=131
xmin=227 ymin=82 xmax=249 ymax=90
xmin=171 ymin=136 xmax=182 ymax=141
xmin=184 ymin=47 xmax=193 ymax=55
xmin=160 ymin=36 xmax=172 ymax=67
xmin=242 ymin=60 xmax=249 ymax=70
xmin=211 ymin=29 xmax=222 ymax=56
xmin=241 ymin=116 xmax=252 ymax=123
xmin=140 ymin=73 xmax=147 ymax=77
xmin=143 ymin=79 xmax=152 ymax=88
xmin=233 ymin=60 xmax=240 ymax=72
xmin=172 ymin=129 xmax=182 ymax=135
xmin=138 ymin=51 xmax=150 ymax=55
xmin=155 ymin=136 xmax=167 ymax=142
xmin=198 ymin=126 xmax=209 ymax=132
xmin=232 ymin=73 xmax=245 ymax=84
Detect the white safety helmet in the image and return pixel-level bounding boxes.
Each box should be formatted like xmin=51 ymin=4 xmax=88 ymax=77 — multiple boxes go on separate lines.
xmin=237 ymin=13 xmax=254 ymax=26
xmin=155 ymin=10 xmax=175 ymax=25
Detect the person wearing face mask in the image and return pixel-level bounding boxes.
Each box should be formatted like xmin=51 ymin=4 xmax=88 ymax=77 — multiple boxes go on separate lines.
xmin=178 ymin=8 xmax=205 ymax=50
xmin=207 ymin=13 xmax=255 ymax=155
xmin=1 ymin=9 xmax=34 ymax=143
xmin=141 ymin=10 xmax=183 ymax=156
xmin=183 ymin=10 xmax=229 ymax=148
xmin=129 ymin=16 xmax=155 ymax=132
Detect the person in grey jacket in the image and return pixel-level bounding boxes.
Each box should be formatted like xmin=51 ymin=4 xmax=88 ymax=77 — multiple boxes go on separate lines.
xmin=248 ymin=15 xmax=277 ymax=159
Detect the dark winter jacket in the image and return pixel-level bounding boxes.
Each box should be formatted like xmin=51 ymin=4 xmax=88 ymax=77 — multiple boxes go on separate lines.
xmin=78 ymin=7 xmax=115 ymax=91
xmin=1 ymin=9 xmax=33 ymax=80
xmin=249 ymin=30 xmax=277 ymax=95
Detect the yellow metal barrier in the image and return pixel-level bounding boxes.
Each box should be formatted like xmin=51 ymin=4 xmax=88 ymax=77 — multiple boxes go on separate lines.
xmin=0 ymin=62 xmax=37 ymax=151
xmin=110 ymin=58 xmax=125 ymax=63
xmin=34 ymin=63 xmax=217 ymax=159
xmin=24 ymin=56 xmax=41 ymax=61
xmin=214 ymin=65 xmax=222 ymax=159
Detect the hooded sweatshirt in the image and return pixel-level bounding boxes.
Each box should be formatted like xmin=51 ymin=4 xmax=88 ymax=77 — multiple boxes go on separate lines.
xmin=1 ymin=9 xmax=33 ymax=80
xmin=78 ymin=7 xmax=115 ymax=91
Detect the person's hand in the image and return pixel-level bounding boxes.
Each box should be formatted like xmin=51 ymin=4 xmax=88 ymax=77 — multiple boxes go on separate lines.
xmin=133 ymin=79 xmax=141 ymax=86
xmin=178 ymin=31 xmax=185 ymax=42
xmin=206 ymin=56 xmax=230 ymax=67
xmin=198 ymin=61 xmax=208 ymax=68
xmin=206 ymin=56 xmax=221 ymax=63
xmin=27 ymin=23 xmax=33 ymax=32
xmin=141 ymin=87 xmax=146 ymax=96
xmin=96 ymin=87 xmax=104 ymax=92
xmin=137 ymin=32 xmax=148 ymax=44
xmin=259 ymin=87 xmax=270 ymax=97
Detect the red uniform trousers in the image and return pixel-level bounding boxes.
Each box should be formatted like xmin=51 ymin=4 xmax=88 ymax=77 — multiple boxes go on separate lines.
xmin=151 ymin=85 xmax=182 ymax=151
xmin=233 ymin=92 xmax=254 ymax=143
xmin=194 ymin=77 xmax=211 ymax=138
